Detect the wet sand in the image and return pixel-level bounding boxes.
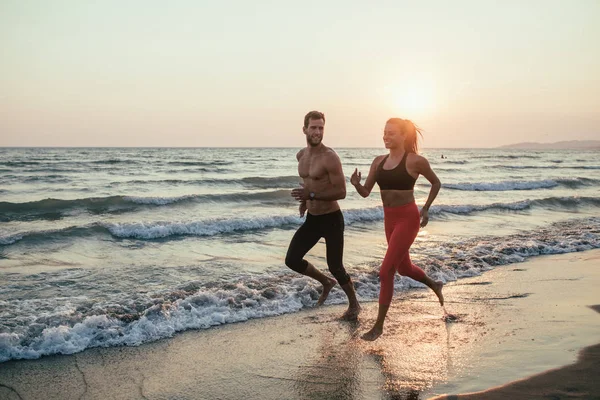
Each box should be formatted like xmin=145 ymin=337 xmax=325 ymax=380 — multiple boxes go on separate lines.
xmin=0 ymin=249 xmax=599 ymax=400
xmin=431 ymin=340 xmax=600 ymax=400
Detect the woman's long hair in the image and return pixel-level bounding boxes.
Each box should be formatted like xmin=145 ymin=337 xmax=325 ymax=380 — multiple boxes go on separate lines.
xmin=386 ymin=118 xmax=423 ymax=154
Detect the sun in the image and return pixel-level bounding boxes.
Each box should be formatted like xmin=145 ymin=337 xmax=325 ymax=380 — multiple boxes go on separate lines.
xmin=395 ymin=87 xmax=430 ymax=114
xmin=384 ymin=80 xmax=437 ymax=117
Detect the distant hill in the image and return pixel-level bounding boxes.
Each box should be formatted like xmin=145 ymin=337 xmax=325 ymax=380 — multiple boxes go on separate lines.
xmin=498 ymin=140 xmax=600 ymax=150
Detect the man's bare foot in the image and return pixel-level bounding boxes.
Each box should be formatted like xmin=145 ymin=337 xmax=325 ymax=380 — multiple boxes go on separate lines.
xmin=361 ymin=326 xmax=383 ymax=341
xmin=432 ymin=280 xmax=444 ymax=306
xmin=317 ymin=278 xmax=337 ymax=306
xmin=341 ymin=305 xmax=361 ymax=321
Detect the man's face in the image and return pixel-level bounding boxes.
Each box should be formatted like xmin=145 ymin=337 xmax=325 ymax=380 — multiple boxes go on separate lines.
xmin=303 ymin=118 xmax=325 ymax=147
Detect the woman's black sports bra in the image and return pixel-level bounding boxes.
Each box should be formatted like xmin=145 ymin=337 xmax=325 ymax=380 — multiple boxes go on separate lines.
xmin=376 ymin=152 xmax=417 ymax=190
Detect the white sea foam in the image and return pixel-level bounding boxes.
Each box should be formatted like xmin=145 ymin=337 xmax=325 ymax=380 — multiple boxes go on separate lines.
xmin=444 ymin=180 xmax=558 ymax=191
xmin=1 ymin=217 xmax=598 ymax=362
xmin=3 ymin=196 xmax=598 ymax=246
xmin=104 ymin=201 xmax=540 ymax=240
xmin=104 ymin=214 xmax=304 ymax=239
xmin=124 ymin=194 xmax=198 ymax=205
xmin=444 ymin=177 xmax=598 ymax=191
xmin=0 ymin=234 xmax=23 ymax=245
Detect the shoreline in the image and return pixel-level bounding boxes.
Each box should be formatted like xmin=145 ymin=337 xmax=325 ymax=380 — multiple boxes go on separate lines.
xmin=431 ymin=335 xmax=600 ymax=400
xmin=1 ymin=249 xmax=599 ymax=399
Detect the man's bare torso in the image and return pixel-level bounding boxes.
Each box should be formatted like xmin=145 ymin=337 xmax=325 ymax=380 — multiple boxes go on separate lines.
xmin=297 ymin=147 xmax=340 ymax=215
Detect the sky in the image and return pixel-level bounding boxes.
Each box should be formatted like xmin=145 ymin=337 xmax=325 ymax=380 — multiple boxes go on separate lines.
xmin=1 ymin=0 xmax=599 ymax=148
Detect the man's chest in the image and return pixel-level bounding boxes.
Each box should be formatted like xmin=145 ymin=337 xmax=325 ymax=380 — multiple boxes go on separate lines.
xmin=298 ymin=157 xmax=327 ymax=179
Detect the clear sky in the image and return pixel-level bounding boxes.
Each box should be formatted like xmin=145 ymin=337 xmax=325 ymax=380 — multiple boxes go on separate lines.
xmin=1 ymin=0 xmax=599 ymax=148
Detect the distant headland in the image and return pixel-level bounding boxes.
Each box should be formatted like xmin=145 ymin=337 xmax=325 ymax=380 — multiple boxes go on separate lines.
xmin=498 ymin=140 xmax=600 ymax=150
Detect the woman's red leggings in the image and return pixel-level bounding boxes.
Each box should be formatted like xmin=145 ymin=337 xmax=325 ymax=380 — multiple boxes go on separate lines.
xmin=379 ymin=202 xmax=426 ymax=305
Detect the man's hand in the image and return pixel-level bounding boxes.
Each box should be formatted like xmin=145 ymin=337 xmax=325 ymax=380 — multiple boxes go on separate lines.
xmin=291 ymin=186 xmax=309 ymax=201
xmin=420 ymin=207 xmax=429 ymax=228
xmin=350 ymin=168 xmax=361 ymax=186
xmin=299 ymin=201 xmax=307 ymax=217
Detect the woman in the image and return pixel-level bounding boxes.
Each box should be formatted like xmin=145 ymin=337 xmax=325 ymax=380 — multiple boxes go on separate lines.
xmin=350 ymin=118 xmax=444 ymax=341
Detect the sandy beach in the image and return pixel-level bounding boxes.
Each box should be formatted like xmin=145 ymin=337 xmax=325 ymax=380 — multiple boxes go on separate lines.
xmin=431 ymin=342 xmax=600 ymax=399
xmin=1 ymin=249 xmax=599 ymax=400
xmin=3 ymin=1 xmax=600 ymax=398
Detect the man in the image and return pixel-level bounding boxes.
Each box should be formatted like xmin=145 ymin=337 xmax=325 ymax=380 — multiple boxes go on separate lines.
xmin=286 ymin=110 xmax=360 ymax=320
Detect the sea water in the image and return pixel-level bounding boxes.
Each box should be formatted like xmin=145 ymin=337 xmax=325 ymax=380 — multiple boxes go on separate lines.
xmin=1 ymin=147 xmax=598 ymax=361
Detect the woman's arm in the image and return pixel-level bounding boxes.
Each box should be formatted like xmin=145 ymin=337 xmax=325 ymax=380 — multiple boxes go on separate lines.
xmin=351 ymin=155 xmax=384 ymax=198
xmin=416 ymin=155 xmax=441 ymax=227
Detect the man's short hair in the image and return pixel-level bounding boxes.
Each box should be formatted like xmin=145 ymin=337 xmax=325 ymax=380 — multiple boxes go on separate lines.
xmin=303 ymin=111 xmax=325 ymax=129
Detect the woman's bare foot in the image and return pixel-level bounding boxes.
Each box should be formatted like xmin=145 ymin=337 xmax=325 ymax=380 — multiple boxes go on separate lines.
xmin=432 ymin=280 xmax=444 ymax=306
xmin=361 ymin=325 xmax=383 ymax=341
xmin=341 ymin=305 xmax=361 ymax=321
xmin=317 ymin=278 xmax=337 ymax=306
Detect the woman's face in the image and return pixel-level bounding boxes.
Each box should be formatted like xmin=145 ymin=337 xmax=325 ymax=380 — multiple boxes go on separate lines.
xmin=383 ymin=122 xmax=404 ymax=149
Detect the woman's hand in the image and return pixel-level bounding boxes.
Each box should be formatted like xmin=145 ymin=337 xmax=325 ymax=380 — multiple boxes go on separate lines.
xmin=420 ymin=207 xmax=429 ymax=228
xmin=350 ymin=168 xmax=362 ymax=186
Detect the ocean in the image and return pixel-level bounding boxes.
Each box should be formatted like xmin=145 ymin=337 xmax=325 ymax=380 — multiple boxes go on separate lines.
xmin=1 ymin=147 xmax=599 ymax=362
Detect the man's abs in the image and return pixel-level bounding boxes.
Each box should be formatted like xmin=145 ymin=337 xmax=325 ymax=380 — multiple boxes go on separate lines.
xmin=303 ymin=176 xmax=340 ymax=215
xmin=307 ymin=199 xmax=340 ymax=216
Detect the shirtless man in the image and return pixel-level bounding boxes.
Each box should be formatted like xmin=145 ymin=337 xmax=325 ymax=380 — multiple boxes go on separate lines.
xmin=286 ymin=110 xmax=360 ymax=320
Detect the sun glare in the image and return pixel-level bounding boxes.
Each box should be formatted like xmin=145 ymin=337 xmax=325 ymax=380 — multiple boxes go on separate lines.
xmin=384 ymin=80 xmax=437 ymax=117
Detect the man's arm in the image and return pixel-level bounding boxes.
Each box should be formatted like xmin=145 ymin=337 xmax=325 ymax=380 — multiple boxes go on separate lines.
xmin=312 ymin=152 xmax=346 ymax=201
xmin=295 ymin=148 xmax=307 ymax=213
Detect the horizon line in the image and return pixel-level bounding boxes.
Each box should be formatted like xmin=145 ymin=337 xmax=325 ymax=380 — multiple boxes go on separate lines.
xmin=0 ymin=145 xmax=527 ymax=150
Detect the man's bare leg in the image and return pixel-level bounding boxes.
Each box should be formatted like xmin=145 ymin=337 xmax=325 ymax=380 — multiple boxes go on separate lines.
xmin=303 ymin=263 xmax=337 ymax=305
xmin=340 ymin=279 xmax=361 ymax=321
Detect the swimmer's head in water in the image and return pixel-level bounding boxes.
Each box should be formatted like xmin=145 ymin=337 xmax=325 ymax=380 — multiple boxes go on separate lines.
xmin=303 ymin=110 xmax=325 ymax=147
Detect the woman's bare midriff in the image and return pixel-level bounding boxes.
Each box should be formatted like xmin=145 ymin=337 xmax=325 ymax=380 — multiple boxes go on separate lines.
xmin=307 ymin=200 xmax=340 ymax=216
xmin=380 ymin=190 xmax=415 ymax=207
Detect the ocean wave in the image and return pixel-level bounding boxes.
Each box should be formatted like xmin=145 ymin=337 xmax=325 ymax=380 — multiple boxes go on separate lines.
xmin=434 ymin=167 xmax=462 ymax=172
xmin=105 ymin=215 xmax=303 ymax=239
xmin=3 ymin=196 xmax=599 ymax=245
xmin=472 ymin=154 xmax=541 ymax=159
xmin=90 ymin=159 xmax=135 ymax=165
xmin=571 ymin=166 xmax=600 ymax=170
xmin=111 ymin=175 xmax=300 ymax=189
xmin=125 ymin=190 xmax=290 ymax=205
xmin=24 ymin=175 xmax=71 ymax=183
xmin=443 ymin=177 xmax=598 ymax=191
xmin=441 ymin=160 xmax=468 ymax=164
xmin=1 ymin=216 xmax=598 ymax=362
xmin=167 ymin=161 xmax=234 ymax=167
xmin=237 ymin=176 xmax=300 ymax=188
xmin=23 ymin=168 xmax=80 ymax=173
xmin=0 ymin=190 xmax=293 ymax=222
xmin=431 ymin=196 xmax=600 ymax=214
xmin=0 ymin=175 xmax=72 ymax=185
xmin=0 ymin=161 xmax=41 ymax=167
xmin=164 ymin=167 xmax=233 ymax=174
xmin=485 ymin=164 xmax=600 ymax=170
xmin=0 ymin=234 xmax=23 ymax=245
